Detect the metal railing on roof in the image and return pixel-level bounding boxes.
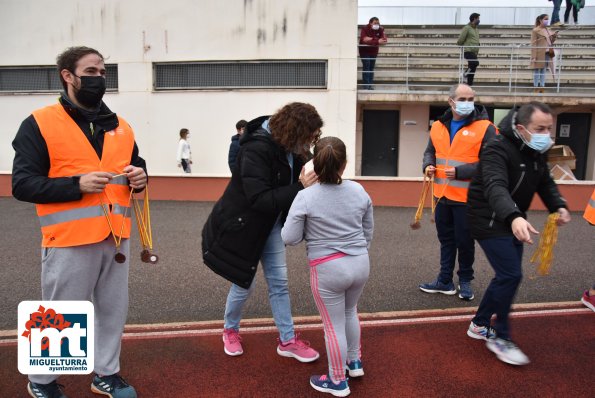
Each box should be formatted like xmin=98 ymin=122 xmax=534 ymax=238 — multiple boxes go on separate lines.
xmin=357 ymin=44 xmax=595 ymax=95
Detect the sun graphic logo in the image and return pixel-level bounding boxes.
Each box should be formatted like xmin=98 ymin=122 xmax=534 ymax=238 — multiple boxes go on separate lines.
xmin=18 ymin=301 xmax=94 ymax=375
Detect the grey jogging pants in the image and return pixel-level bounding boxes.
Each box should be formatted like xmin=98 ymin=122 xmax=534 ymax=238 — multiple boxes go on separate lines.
xmin=28 ymin=239 xmax=130 ymax=384
xmin=310 ymin=253 xmax=370 ymax=383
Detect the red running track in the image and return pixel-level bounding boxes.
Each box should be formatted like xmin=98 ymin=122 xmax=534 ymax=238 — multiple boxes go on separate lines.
xmin=1 ymin=306 xmax=593 ymax=397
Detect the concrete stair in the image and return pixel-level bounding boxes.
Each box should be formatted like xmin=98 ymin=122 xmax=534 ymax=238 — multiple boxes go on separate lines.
xmin=358 ymin=25 xmax=595 ymax=92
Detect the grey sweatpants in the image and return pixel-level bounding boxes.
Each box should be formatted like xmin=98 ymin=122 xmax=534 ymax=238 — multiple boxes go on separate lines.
xmin=310 ymin=253 xmax=370 ymax=383
xmin=28 ymin=239 xmax=130 ymax=384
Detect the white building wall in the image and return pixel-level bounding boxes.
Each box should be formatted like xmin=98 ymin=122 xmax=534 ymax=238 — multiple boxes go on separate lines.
xmin=0 ymin=0 xmax=358 ymax=176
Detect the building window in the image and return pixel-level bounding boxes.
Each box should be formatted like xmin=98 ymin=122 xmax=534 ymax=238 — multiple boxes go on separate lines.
xmin=0 ymin=65 xmax=118 ymax=93
xmin=153 ymin=60 xmax=327 ymax=90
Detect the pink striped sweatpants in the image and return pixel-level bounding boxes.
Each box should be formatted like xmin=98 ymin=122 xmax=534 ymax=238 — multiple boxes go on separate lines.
xmin=309 ymin=253 xmax=370 ymax=382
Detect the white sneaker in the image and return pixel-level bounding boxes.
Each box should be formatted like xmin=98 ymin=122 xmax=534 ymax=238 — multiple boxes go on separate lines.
xmin=486 ymin=337 xmax=530 ymax=366
xmin=467 ymin=321 xmax=496 ymax=341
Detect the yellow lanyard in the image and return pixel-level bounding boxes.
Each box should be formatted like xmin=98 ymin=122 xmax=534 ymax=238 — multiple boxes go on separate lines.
xmin=132 ymin=185 xmax=158 ymax=264
xmin=99 ymin=189 xmax=133 ymax=263
xmin=100 ymin=184 xmax=157 ymax=264
xmin=411 ymin=173 xmax=436 ymax=230
xmin=530 ymin=213 xmax=560 ymax=276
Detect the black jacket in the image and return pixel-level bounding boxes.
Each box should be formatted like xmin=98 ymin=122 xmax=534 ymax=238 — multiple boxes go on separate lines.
xmin=202 ymin=116 xmax=306 ymax=287
xmin=422 ymin=105 xmax=498 ymax=205
xmin=228 ymin=134 xmax=241 ymax=172
xmin=467 ymin=107 xmax=567 ymax=240
xmin=12 ymin=94 xmax=146 ymax=204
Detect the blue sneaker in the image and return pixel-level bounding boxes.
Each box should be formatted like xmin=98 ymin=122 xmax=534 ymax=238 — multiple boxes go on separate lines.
xmin=467 ymin=321 xmax=496 ymax=341
xmin=458 ymin=281 xmax=474 ymax=301
xmin=419 ymin=278 xmax=456 ymax=295
xmin=310 ymin=374 xmax=350 ymax=397
xmin=27 ymin=381 xmax=67 ymax=398
xmin=91 ymin=374 xmax=137 ymax=398
xmin=347 ymin=359 xmax=364 ymax=377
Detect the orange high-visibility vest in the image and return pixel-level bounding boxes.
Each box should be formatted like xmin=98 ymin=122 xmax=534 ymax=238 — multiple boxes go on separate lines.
xmin=32 ymin=103 xmax=135 ymax=247
xmin=584 ymin=189 xmax=595 ymax=225
xmin=431 ymin=119 xmax=492 ymax=203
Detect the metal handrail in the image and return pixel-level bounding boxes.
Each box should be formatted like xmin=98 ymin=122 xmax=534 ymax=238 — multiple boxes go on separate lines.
xmin=358 ymin=44 xmax=595 ymax=94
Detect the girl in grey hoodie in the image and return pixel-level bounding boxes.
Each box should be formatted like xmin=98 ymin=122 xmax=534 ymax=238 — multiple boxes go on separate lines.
xmin=282 ymin=136 xmax=373 ymax=397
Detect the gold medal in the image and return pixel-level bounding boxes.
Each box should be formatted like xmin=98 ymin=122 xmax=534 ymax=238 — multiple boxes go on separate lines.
xmin=132 ymin=185 xmax=158 ymax=264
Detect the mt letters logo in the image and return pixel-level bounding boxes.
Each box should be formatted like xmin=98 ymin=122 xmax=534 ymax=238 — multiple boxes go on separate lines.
xmin=18 ymin=301 xmax=94 ymax=375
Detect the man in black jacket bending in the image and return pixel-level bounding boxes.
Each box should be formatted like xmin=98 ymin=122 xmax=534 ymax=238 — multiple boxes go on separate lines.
xmin=465 ymin=101 xmax=570 ymax=366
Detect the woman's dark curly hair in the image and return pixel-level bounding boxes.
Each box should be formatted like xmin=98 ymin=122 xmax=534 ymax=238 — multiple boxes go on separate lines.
xmin=269 ymin=102 xmax=323 ymax=159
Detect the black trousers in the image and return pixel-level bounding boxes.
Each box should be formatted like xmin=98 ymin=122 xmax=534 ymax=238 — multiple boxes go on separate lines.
xmin=463 ymin=52 xmax=479 ymax=86
xmin=564 ymin=0 xmax=579 ymax=23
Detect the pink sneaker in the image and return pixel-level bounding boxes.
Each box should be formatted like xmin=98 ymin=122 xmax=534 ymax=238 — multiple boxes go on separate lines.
xmin=276 ymin=333 xmax=320 ymax=363
xmin=581 ymin=290 xmax=595 ymax=312
xmin=223 ymin=328 xmax=243 ymax=356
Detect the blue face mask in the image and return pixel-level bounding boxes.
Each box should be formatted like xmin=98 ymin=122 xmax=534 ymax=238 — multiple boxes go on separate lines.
xmin=526 ymin=130 xmax=554 ymax=153
xmin=454 ymin=101 xmax=474 ymax=117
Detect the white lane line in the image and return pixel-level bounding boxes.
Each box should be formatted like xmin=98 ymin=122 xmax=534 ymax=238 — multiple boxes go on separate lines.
xmin=1 ymin=307 xmax=590 ymax=346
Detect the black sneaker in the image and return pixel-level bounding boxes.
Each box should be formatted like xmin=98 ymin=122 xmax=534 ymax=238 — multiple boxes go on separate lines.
xmin=91 ymin=374 xmax=137 ymax=398
xmin=27 ymin=381 xmax=67 ymax=398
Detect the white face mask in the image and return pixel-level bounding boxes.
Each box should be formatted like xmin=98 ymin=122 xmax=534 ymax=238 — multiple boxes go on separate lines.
xmin=372 ymin=24 xmax=380 ymax=30
xmin=543 ymin=19 xmax=550 ymax=26
xmin=453 ymin=101 xmax=475 ymax=117
xmin=516 ymin=126 xmax=554 ymax=153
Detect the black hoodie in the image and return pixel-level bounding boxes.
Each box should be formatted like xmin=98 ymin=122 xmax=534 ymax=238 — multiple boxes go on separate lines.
xmin=202 ymin=116 xmax=306 ymax=287
xmin=466 ymin=107 xmax=567 ymax=240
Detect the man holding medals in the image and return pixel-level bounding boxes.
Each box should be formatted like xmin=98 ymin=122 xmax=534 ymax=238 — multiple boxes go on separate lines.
xmin=12 ymin=46 xmax=145 ymax=398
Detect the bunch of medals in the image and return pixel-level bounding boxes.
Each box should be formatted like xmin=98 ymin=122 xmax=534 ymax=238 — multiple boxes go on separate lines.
xmin=100 ymin=183 xmax=158 ymax=264
xmin=410 ymin=172 xmax=436 ymax=230
xmin=530 ymin=212 xmax=560 ymax=276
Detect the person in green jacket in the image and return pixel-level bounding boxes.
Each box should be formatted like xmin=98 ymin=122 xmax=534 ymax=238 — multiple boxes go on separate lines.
xmin=457 ymin=13 xmax=481 ymax=86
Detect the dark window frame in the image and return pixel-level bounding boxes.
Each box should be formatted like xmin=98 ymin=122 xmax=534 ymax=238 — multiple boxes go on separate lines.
xmin=0 ymin=65 xmax=118 ymax=93
xmin=153 ymin=60 xmax=328 ymax=90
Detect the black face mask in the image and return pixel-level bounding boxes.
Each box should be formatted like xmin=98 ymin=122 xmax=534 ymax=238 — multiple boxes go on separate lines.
xmin=72 ymin=74 xmax=106 ymax=108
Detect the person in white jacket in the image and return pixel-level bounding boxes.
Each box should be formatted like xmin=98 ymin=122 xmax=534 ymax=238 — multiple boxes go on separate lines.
xmin=176 ymin=128 xmax=192 ymax=173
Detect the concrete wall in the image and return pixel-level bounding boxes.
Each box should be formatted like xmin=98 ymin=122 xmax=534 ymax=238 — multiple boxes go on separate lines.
xmin=0 ymin=0 xmax=358 ymax=176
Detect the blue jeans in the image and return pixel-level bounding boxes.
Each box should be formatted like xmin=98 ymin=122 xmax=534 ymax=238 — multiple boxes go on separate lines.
xmin=551 ymin=0 xmax=562 ymax=24
xmin=435 ymin=200 xmax=475 ymax=284
xmin=472 ymin=236 xmax=523 ymax=340
xmin=533 ymin=54 xmax=550 ymax=87
xmin=361 ymin=56 xmax=376 ymax=87
xmin=224 ymin=219 xmax=295 ymax=342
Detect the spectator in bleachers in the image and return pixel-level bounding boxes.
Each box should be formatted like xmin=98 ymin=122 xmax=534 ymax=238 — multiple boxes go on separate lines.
xmin=457 ymin=13 xmax=481 ymax=86
xmin=358 ymin=17 xmax=388 ymax=90
xmin=549 ymin=0 xmax=564 ymax=25
xmin=531 ymin=14 xmax=558 ymax=93
xmin=565 ymin=0 xmax=585 ymax=24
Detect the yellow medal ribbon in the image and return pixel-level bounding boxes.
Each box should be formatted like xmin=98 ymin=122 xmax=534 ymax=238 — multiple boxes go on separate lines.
xmin=411 ymin=173 xmax=436 ymax=230
xmin=131 ymin=185 xmax=158 ymax=264
xmin=530 ymin=213 xmax=560 ymax=276
xmin=99 ymin=189 xmax=133 ymax=263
